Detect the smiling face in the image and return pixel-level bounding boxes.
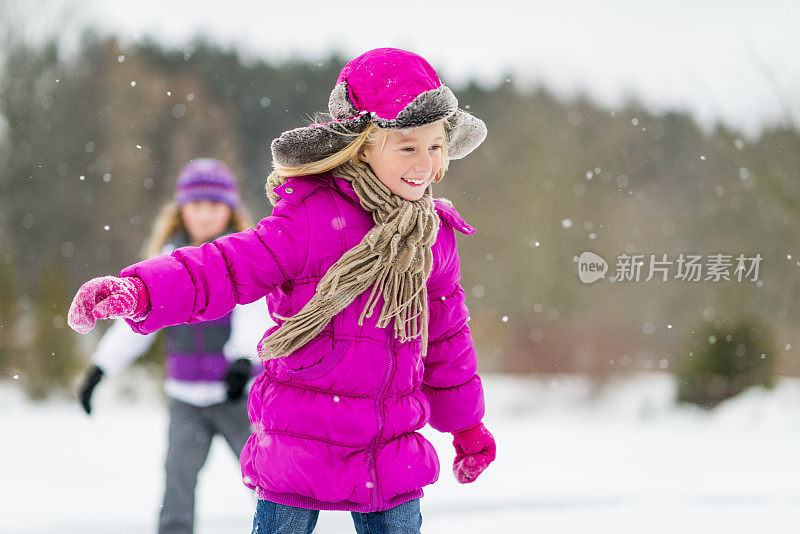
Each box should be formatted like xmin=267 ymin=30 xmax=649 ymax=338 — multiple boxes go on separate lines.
xmin=361 ymin=120 xmax=445 ymax=201
xmin=180 ymin=199 xmax=232 ymax=243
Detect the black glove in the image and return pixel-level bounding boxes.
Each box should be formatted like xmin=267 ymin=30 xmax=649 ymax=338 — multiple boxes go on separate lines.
xmin=224 ymin=358 xmax=252 ymax=401
xmin=79 ymin=365 xmax=104 ymax=415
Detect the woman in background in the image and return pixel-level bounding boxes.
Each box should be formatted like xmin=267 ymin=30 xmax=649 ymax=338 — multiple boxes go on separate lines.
xmin=76 ymin=158 xmax=270 ymax=534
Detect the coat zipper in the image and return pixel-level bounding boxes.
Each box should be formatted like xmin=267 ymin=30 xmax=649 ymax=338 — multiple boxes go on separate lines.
xmin=367 ymin=334 xmax=394 ymax=510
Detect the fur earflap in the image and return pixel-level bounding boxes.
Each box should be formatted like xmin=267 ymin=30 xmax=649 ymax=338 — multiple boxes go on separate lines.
xmin=271 ymin=114 xmax=371 ymax=169
xmin=444 ymin=108 xmax=488 ymax=160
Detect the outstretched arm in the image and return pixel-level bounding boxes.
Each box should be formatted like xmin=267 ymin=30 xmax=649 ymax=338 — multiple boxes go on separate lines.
xmin=121 ymin=199 xmax=308 ymax=334
xmin=68 ymin=198 xmax=308 ymax=336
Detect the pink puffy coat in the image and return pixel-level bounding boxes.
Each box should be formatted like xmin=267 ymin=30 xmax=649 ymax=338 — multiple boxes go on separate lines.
xmin=121 ymin=171 xmax=485 ymax=512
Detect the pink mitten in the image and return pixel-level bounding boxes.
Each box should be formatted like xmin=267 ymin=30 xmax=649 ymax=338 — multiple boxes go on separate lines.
xmin=67 ymin=276 xmax=150 ymax=334
xmin=452 ymin=421 xmax=496 ymax=484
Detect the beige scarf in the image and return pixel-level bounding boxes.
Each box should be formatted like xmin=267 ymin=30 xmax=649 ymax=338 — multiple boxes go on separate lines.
xmin=258 ymin=160 xmax=440 ymax=361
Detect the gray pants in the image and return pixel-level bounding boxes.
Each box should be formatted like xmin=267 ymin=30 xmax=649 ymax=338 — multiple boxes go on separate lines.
xmin=159 ymin=396 xmax=253 ymax=534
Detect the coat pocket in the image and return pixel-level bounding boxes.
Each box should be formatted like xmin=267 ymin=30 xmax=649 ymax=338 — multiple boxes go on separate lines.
xmin=279 ymin=331 xmax=352 ymax=381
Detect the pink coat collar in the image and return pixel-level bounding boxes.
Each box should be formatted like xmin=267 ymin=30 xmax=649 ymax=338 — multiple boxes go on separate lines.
xmin=275 ymin=172 xmax=476 ymax=235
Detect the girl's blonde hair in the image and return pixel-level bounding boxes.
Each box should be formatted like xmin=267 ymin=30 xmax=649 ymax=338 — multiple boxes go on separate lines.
xmin=141 ymin=202 xmax=254 ymax=259
xmin=265 ymin=116 xmax=451 ymax=206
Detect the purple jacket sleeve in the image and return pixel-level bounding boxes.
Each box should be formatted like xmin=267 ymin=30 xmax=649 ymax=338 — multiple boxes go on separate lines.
xmin=422 ymin=222 xmax=485 ymax=434
xmin=119 ymin=199 xmax=308 ymax=334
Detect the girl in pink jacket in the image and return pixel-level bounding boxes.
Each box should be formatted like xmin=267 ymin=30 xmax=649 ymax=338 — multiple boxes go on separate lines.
xmin=69 ymin=47 xmax=496 ymax=534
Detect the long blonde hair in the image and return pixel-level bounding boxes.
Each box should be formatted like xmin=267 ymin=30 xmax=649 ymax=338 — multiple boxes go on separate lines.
xmin=265 ymin=116 xmax=451 ymax=206
xmin=141 ymin=202 xmax=254 ymax=259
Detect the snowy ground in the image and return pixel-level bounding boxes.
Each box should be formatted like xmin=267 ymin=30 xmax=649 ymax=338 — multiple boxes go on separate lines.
xmin=4 ymin=371 xmax=800 ymax=534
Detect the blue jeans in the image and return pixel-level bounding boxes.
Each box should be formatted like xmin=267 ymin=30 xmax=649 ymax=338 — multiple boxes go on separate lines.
xmin=251 ymin=498 xmax=422 ymax=534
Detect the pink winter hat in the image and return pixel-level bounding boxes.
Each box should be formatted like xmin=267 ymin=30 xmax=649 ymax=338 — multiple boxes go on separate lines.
xmin=271 ymin=47 xmax=487 ymax=168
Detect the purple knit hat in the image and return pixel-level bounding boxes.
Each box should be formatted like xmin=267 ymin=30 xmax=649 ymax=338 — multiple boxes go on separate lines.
xmin=270 ymin=47 xmax=487 ymax=168
xmin=174 ymin=158 xmax=241 ymax=209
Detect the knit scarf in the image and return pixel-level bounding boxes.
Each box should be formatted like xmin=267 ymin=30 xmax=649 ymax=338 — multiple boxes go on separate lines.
xmin=257 ymin=160 xmax=440 ymax=361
